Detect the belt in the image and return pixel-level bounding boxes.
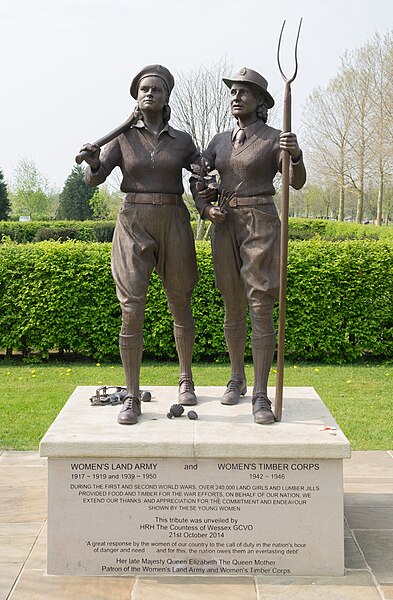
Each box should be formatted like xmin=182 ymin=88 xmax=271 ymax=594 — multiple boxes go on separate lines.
xmin=228 ymin=195 xmax=274 ymax=207
xmin=124 ymin=192 xmax=183 ymax=205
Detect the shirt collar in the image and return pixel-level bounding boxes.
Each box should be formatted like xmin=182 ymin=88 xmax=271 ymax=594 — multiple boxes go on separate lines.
xmin=133 ymin=120 xmax=176 ymax=138
xmin=231 ymin=119 xmax=263 ymax=141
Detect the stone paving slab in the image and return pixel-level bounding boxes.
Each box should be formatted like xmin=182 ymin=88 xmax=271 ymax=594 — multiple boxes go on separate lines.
xmin=23 ymin=526 xmax=46 ymax=572
xmin=0 ymin=486 xmax=46 ymax=524
xmin=343 ymin=538 xmax=367 ymax=570
xmin=8 ymin=571 xmax=135 ymax=600
xmin=254 ymin=571 xmax=381 ymax=599
xmin=132 ymin=576 xmax=256 ymax=599
xmin=0 ymin=563 xmax=22 ymax=600
xmin=0 ymin=466 xmax=46 ymax=488
xmin=345 ymin=492 xmax=393 ymax=507
xmin=353 ymin=530 xmax=393 ymax=584
xmin=0 ymin=452 xmax=45 ymax=467
xmin=344 ymin=483 xmax=393 ymax=494
xmin=382 ymin=583 xmax=393 ymax=599
xmin=345 ymin=506 xmax=393 ymax=529
xmin=343 ymin=451 xmax=393 ymax=478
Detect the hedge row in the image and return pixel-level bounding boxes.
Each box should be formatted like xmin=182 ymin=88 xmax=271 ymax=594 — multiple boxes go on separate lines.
xmin=2 ymin=218 xmax=392 ymax=244
xmin=288 ymin=218 xmax=393 ymax=241
xmin=0 ymin=220 xmax=116 ymax=243
xmin=0 ymin=239 xmax=392 ymax=362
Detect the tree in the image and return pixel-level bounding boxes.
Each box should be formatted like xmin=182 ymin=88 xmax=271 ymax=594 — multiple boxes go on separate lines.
xmin=89 ymin=188 xmax=111 ymax=220
xmin=343 ymin=57 xmax=374 ymax=223
xmin=171 ymin=56 xmax=234 ymax=152
xmin=302 ymin=75 xmax=353 ymax=221
xmin=363 ymin=32 xmax=393 ymax=224
xmin=10 ymin=158 xmax=55 ymax=220
xmin=302 ymin=30 xmax=393 ymax=224
xmin=171 ymin=57 xmax=235 ymax=238
xmin=0 ymin=169 xmax=11 ymax=220
xmin=57 ymin=166 xmax=96 ymax=220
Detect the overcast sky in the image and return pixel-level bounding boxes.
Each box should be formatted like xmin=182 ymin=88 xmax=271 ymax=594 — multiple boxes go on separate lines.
xmin=0 ymin=0 xmax=392 ymax=189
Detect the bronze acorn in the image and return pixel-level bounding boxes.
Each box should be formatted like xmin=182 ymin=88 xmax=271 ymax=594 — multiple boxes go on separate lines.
xmin=169 ymin=404 xmax=184 ymax=417
xmin=187 ymin=410 xmax=198 ymax=420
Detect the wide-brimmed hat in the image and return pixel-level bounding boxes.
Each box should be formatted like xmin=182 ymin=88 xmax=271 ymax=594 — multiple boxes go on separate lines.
xmin=222 ymin=67 xmax=274 ymax=108
xmin=130 ymin=64 xmax=175 ymax=99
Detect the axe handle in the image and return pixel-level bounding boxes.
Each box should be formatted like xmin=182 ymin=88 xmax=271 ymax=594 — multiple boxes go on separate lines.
xmin=75 ymin=113 xmax=137 ymax=165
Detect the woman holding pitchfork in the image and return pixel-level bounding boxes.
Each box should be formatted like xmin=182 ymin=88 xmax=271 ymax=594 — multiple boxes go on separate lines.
xmin=196 ymin=67 xmax=306 ymax=424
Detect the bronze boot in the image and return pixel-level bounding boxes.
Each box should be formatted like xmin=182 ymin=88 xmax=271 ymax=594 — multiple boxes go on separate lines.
xmin=178 ymin=377 xmax=197 ymax=405
xmin=252 ymin=394 xmax=275 ymax=425
xmin=117 ymin=395 xmax=141 ymax=425
xmin=173 ymin=323 xmax=197 ymax=405
xmin=221 ymin=376 xmax=247 ymax=405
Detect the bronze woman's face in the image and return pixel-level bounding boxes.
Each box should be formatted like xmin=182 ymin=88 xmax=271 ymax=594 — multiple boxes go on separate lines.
xmin=137 ymin=76 xmax=167 ymax=113
xmin=230 ymin=83 xmax=259 ymax=120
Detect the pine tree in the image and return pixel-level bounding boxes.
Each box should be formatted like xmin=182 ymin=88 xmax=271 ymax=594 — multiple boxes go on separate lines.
xmin=57 ymin=166 xmax=96 ymax=220
xmin=0 ymin=169 xmax=11 ymax=220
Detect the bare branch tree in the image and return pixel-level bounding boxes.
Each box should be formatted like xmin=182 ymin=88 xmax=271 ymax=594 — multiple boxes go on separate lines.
xmin=171 ymin=56 xmax=234 ymax=152
xmin=302 ymin=76 xmax=353 ymax=221
xmin=362 ymin=32 xmax=393 ymax=224
xmin=302 ymin=29 xmax=393 ymax=224
xmin=170 ymin=57 xmax=235 ymax=239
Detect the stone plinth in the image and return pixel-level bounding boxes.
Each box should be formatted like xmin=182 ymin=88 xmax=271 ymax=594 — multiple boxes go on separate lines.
xmin=39 ymin=386 xmax=350 ymax=577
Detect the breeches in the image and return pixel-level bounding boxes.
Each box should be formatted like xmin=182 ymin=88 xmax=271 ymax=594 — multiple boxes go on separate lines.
xmin=111 ymin=201 xmax=198 ymax=334
xmin=211 ymin=203 xmax=280 ymax=338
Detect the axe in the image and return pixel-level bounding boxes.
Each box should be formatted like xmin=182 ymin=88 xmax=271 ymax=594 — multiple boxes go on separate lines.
xmin=75 ymin=111 xmax=138 ymax=165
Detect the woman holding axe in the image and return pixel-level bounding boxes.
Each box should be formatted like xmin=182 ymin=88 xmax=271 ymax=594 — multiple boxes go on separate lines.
xmin=79 ymin=64 xmax=200 ymax=425
xmin=196 ymin=67 xmax=306 ymax=424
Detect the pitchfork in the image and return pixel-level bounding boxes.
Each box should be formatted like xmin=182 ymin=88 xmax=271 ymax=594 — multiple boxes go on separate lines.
xmin=275 ymin=18 xmax=303 ymax=422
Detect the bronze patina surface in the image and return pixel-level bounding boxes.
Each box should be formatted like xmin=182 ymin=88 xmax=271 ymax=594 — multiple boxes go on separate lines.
xmin=196 ymin=67 xmax=306 ymax=424
xmin=80 ymin=65 xmax=200 ymax=424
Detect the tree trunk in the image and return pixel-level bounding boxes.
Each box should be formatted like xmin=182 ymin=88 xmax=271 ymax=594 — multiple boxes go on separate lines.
xmin=195 ymin=217 xmax=206 ymax=240
xmin=355 ymin=151 xmax=365 ymax=223
xmin=376 ymin=169 xmax=383 ymax=226
xmin=356 ymin=190 xmax=363 ymax=223
xmin=338 ymin=151 xmax=345 ymax=222
xmin=338 ymin=186 xmax=345 ymax=221
xmin=203 ymin=222 xmax=212 ymax=241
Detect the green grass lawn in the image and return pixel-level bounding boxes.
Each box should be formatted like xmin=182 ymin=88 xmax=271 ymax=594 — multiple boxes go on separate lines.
xmin=0 ymin=359 xmax=392 ymax=451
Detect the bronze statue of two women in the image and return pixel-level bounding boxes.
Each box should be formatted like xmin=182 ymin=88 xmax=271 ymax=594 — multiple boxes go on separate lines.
xmin=80 ymin=63 xmax=306 ymax=426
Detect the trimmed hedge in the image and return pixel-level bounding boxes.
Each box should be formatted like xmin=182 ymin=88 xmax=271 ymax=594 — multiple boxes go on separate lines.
xmin=284 ymin=239 xmax=393 ymax=361
xmin=2 ymin=218 xmax=392 ymax=244
xmin=0 ymin=220 xmax=116 ymax=243
xmin=0 ymin=239 xmax=392 ymax=362
xmin=288 ymin=218 xmax=393 ymax=241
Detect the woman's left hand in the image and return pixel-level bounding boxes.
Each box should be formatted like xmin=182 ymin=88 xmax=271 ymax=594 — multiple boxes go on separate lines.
xmin=280 ymin=132 xmax=301 ymax=161
xmin=197 ymin=185 xmax=217 ymax=203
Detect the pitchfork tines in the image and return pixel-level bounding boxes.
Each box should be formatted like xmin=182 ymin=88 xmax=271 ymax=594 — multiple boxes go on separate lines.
xmin=277 ymin=18 xmax=303 ymax=84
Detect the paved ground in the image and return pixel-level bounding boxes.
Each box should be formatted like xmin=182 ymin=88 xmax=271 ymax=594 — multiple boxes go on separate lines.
xmin=0 ymin=450 xmax=392 ymax=599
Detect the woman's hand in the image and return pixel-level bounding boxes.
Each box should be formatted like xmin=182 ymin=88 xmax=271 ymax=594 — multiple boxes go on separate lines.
xmin=196 ymin=183 xmax=217 ymax=203
xmin=79 ymin=143 xmax=101 ymax=170
xmin=207 ymin=205 xmax=226 ymax=224
xmin=280 ymin=132 xmax=301 ymax=161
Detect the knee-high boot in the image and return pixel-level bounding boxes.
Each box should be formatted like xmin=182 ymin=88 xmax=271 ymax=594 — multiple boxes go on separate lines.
xmin=221 ymin=322 xmax=247 ymax=405
xmin=174 ymin=323 xmax=197 ymax=405
xmin=251 ymin=335 xmax=275 ymax=398
xmin=117 ymin=332 xmax=143 ymax=424
xmin=251 ymin=335 xmax=276 ymax=424
xmin=250 ymin=297 xmax=276 ymax=424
